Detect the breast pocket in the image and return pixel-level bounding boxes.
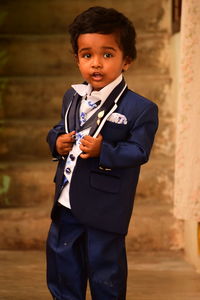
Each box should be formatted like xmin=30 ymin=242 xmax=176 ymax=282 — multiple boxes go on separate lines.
xmin=101 ymin=121 xmax=129 ymax=143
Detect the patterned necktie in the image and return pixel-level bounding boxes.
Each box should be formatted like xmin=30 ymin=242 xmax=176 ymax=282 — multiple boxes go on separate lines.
xmin=62 ymin=97 xmax=101 ymax=186
xmin=79 ymin=97 xmax=101 ymax=126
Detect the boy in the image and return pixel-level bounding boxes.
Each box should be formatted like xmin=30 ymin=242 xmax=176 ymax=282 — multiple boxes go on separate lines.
xmin=46 ymin=6 xmax=158 ymax=300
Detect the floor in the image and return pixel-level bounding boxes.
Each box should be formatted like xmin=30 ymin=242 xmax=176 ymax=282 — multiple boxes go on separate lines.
xmin=0 ymin=250 xmax=200 ymax=300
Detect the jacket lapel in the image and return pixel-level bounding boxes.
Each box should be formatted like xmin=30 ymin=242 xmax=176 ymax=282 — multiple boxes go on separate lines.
xmin=89 ymin=78 xmax=127 ymax=137
xmin=66 ymin=92 xmax=81 ymax=132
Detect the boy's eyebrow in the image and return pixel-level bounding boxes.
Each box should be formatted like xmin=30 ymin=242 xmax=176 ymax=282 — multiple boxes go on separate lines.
xmin=102 ymin=47 xmax=117 ymax=51
xmin=79 ymin=47 xmax=91 ymax=53
xmin=78 ymin=46 xmax=117 ymax=53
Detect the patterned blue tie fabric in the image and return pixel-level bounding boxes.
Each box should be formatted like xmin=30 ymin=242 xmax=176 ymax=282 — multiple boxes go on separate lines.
xmin=79 ymin=98 xmax=101 ymax=126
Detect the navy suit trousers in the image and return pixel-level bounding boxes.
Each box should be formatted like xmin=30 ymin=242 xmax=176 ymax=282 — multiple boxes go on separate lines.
xmin=46 ymin=204 xmax=127 ymax=300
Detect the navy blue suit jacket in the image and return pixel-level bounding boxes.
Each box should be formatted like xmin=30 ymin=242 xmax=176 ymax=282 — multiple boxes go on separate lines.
xmin=47 ymin=86 xmax=158 ymax=234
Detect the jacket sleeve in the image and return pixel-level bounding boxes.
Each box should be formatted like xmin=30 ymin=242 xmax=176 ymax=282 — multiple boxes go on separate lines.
xmin=99 ymin=103 xmax=159 ymax=169
xmin=46 ymin=89 xmax=73 ymax=159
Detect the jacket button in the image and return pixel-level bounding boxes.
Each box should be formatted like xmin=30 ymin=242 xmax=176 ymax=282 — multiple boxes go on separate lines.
xmin=65 ymin=167 xmax=71 ymax=174
xmin=69 ymin=154 xmax=75 ymax=161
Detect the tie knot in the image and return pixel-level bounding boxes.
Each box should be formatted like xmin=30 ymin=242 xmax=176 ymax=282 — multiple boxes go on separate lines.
xmin=80 ymin=98 xmax=101 ymax=126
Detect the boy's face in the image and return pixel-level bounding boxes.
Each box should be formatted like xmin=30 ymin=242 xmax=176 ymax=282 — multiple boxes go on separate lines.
xmin=76 ymin=33 xmax=131 ymax=91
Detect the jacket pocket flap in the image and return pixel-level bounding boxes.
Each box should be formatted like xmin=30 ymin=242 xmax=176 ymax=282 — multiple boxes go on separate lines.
xmin=90 ymin=171 xmax=120 ymax=193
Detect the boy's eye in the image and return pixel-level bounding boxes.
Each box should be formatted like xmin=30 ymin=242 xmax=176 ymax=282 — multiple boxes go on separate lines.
xmin=82 ymin=53 xmax=91 ymax=58
xmin=103 ymin=53 xmax=113 ymax=58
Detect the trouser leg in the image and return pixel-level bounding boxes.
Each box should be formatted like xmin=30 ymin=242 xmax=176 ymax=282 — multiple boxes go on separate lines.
xmin=46 ymin=205 xmax=87 ymax=300
xmin=86 ymin=227 xmax=127 ymax=300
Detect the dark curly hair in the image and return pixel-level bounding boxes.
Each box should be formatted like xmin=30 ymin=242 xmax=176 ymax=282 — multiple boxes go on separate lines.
xmin=68 ymin=6 xmax=137 ymax=61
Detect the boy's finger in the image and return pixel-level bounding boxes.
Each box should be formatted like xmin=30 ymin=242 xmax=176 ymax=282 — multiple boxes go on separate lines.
xmin=69 ymin=130 xmax=76 ymax=135
xmin=64 ymin=145 xmax=73 ymax=151
xmin=69 ymin=131 xmax=76 ymax=139
xmin=79 ymin=144 xmax=89 ymax=153
xmin=80 ymin=139 xmax=91 ymax=147
xmin=80 ymin=152 xmax=90 ymax=159
xmin=83 ymin=135 xmax=94 ymax=142
xmin=96 ymin=133 xmax=103 ymax=140
xmin=61 ymin=136 xmax=75 ymax=143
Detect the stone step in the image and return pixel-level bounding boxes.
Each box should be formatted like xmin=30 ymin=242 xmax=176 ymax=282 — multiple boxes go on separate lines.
xmin=0 ymin=33 xmax=169 ymax=76
xmin=0 ymin=0 xmax=167 ymax=35
xmin=0 ymin=75 xmax=170 ymax=119
xmin=137 ymin=154 xmax=173 ymax=204
xmin=127 ymin=200 xmax=176 ymax=251
xmin=0 ymin=161 xmax=55 ymax=208
xmin=0 ymin=207 xmax=51 ymax=249
xmin=0 ymin=155 xmax=164 ymax=209
xmin=0 ymin=199 xmax=174 ymax=250
xmin=0 ymin=120 xmax=52 ymax=160
xmin=0 ymin=35 xmax=72 ymax=76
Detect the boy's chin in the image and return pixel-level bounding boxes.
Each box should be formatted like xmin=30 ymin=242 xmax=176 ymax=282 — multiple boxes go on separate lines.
xmin=89 ymin=79 xmax=110 ymax=91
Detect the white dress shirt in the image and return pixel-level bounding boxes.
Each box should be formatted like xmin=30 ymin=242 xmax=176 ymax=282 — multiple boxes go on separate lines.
xmin=58 ymin=74 xmax=123 ymax=209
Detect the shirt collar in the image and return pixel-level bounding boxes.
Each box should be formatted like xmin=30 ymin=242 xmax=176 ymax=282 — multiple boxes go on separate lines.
xmin=71 ymin=74 xmax=123 ymax=102
xmin=71 ymin=83 xmax=92 ymax=97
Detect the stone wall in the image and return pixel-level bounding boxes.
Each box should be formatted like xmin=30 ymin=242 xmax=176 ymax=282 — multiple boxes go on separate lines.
xmin=0 ymin=0 xmax=182 ymax=250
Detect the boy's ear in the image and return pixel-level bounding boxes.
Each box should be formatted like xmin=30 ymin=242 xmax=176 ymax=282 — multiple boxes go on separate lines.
xmin=122 ymin=56 xmax=132 ymax=72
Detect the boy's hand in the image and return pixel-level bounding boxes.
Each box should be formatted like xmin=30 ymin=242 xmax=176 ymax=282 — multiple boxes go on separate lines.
xmin=80 ymin=134 xmax=103 ymax=159
xmin=56 ymin=131 xmax=75 ymax=156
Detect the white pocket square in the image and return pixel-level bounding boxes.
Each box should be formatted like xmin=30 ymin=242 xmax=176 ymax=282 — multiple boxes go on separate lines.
xmin=107 ymin=113 xmax=127 ymax=125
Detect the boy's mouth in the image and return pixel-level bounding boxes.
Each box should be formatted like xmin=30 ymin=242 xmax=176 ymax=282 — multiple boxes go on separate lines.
xmin=91 ymin=72 xmax=103 ymax=81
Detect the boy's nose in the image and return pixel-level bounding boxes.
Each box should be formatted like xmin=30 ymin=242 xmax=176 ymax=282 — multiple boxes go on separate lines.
xmin=91 ymin=56 xmax=102 ymax=68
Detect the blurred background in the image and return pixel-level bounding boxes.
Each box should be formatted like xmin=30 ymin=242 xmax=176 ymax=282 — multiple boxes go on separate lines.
xmin=0 ymin=0 xmax=199 ymax=278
